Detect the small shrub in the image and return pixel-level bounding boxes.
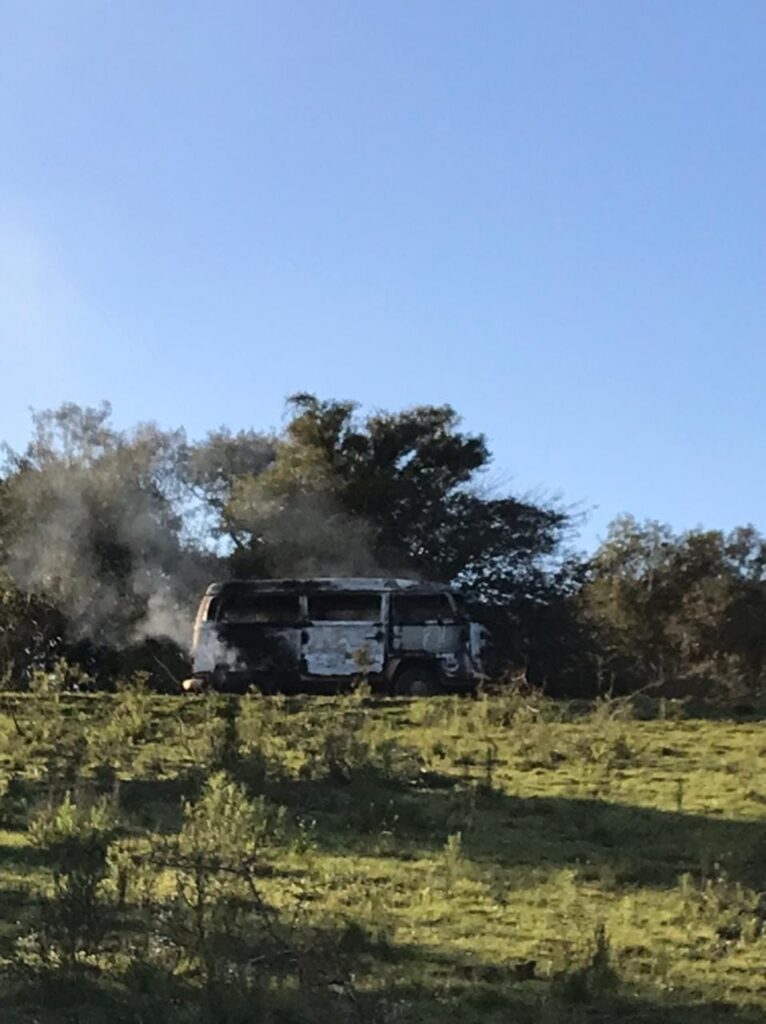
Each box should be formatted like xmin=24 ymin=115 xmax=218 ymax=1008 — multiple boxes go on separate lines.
xmin=105 ymin=838 xmax=159 ymax=912
xmin=178 ymin=771 xmax=286 ymax=865
xmin=479 ymin=678 xmax=556 ymax=728
xmin=87 ymin=672 xmax=156 ymax=778
xmin=208 ymin=695 xmax=242 ymax=774
xmin=679 ymin=869 xmax=765 ymax=943
xmin=0 ymin=772 xmax=33 ymax=828
xmin=314 ymin=713 xmax=373 ymax=784
xmin=514 ymin=718 xmax=566 ymax=771
xmin=301 ymin=704 xmax=421 ymax=789
xmin=552 ymin=923 xmax=619 ymax=1005
xmin=25 ymin=792 xmax=118 ymax=967
xmin=149 ymin=773 xmax=288 ymax=991
xmin=0 ymin=691 xmax=88 ymax=792
xmin=175 ymin=694 xmax=244 ymax=779
xmin=446 ymin=782 xmax=478 ymax=834
xmin=29 ymin=657 xmax=93 ymax=695
xmin=441 ymin=831 xmax=465 ymax=893
xmin=480 ymin=739 xmax=499 ymax=793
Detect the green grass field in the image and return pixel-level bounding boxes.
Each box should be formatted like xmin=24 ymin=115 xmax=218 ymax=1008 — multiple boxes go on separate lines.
xmin=0 ymin=688 xmax=764 ymax=1023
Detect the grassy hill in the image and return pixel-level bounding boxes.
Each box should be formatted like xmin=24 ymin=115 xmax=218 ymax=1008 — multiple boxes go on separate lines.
xmin=0 ymin=687 xmax=764 ymax=1023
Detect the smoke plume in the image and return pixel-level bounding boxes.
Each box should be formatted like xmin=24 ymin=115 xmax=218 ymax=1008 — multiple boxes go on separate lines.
xmin=2 ymin=425 xmax=213 ymax=652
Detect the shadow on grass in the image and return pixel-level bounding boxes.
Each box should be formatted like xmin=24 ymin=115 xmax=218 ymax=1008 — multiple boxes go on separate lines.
xmin=263 ymin=764 xmax=766 ymax=889
xmin=2 ymin=752 xmax=764 ymax=892
xmin=327 ymin=933 xmax=766 ymax=1023
xmin=0 ymin=771 xmax=205 ymax=837
xmin=116 ymin=774 xmax=204 ymax=832
xmin=433 ymin=985 xmax=766 ymax=1024
xmin=1 ymin=942 xmax=764 ymax=1024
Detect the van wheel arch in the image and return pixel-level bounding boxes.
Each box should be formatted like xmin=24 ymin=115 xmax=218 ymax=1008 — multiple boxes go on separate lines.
xmin=392 ymin=662 xmax=442 ymax=697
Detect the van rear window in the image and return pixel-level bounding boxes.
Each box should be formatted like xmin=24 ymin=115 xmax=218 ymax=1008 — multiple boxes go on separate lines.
xmin=309 ymin=593 xmax=381 ymax=621
xmin=218 ymin=593 xmax=300 ymax=624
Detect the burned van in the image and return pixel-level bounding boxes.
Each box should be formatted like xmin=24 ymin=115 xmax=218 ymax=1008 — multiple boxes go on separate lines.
xmin=185 ymin=577 xmax=489 ymax=695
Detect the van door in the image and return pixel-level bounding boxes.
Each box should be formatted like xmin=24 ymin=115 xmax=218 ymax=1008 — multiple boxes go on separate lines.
xmin=303 ymin=591 xmax=385 ymax=677
xmin=390 ymin=592 xmax=463 ymax=658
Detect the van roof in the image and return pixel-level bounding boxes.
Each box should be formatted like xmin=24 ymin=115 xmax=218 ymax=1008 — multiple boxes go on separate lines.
xmin=204 ymin=577 xmax=451 ymax=596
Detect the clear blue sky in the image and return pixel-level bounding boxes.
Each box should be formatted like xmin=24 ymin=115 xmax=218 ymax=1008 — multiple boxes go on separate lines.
xmin=1 ymin=1 xmax=764 ymax=549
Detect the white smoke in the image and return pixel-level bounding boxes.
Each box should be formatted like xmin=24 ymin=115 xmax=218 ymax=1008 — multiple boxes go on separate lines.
xmin=2 ymin=422 xmax=213 ymax=653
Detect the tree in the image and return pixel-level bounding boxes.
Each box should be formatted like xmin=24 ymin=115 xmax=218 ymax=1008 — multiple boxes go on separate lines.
xmin=220 ymin=394 xmax=577 ymax=676
xmin=181 ymin=427 xmax=276 ymax=549
xmin=580 ymin=516 xmax=766 ymax=696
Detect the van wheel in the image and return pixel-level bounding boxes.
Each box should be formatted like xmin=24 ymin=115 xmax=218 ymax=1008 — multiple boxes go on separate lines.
xmin=394 ymin=666 xmax=442 ymax=697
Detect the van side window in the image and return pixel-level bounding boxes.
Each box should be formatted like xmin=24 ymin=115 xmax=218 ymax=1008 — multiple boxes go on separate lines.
xmin=219 ymin=593 xmax=300 ymax=624
xmin=392 ymin=594 xmax=455 ymax=624
xmin=309 ymin=593 xmax=381 ymax=621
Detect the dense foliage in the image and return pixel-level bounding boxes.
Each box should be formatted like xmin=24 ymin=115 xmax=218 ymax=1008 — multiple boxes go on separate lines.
xmin=0 ymin=398 xmax=764 ymax=698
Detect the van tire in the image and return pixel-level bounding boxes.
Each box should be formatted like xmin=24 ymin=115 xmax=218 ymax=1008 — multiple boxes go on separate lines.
xmin=393 ymin=666 xmax=442 ymax=697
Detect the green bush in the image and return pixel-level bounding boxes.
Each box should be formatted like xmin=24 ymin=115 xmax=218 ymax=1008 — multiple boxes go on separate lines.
xmin=87 ymin=671 xmax=156 ymax=779
xmin=25 ymin=792 xmax=118 ymax=967
xmin=552 ymin=923 xmax=619 ymax=1006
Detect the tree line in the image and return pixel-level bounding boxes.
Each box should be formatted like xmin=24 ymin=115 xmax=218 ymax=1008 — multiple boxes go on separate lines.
xmin=0 ymin=395 xmax=763 ymax=699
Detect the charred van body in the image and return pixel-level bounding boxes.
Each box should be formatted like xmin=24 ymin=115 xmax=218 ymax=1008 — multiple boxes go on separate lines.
xmin=186 ymin=577 xmax=489 ymax=696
